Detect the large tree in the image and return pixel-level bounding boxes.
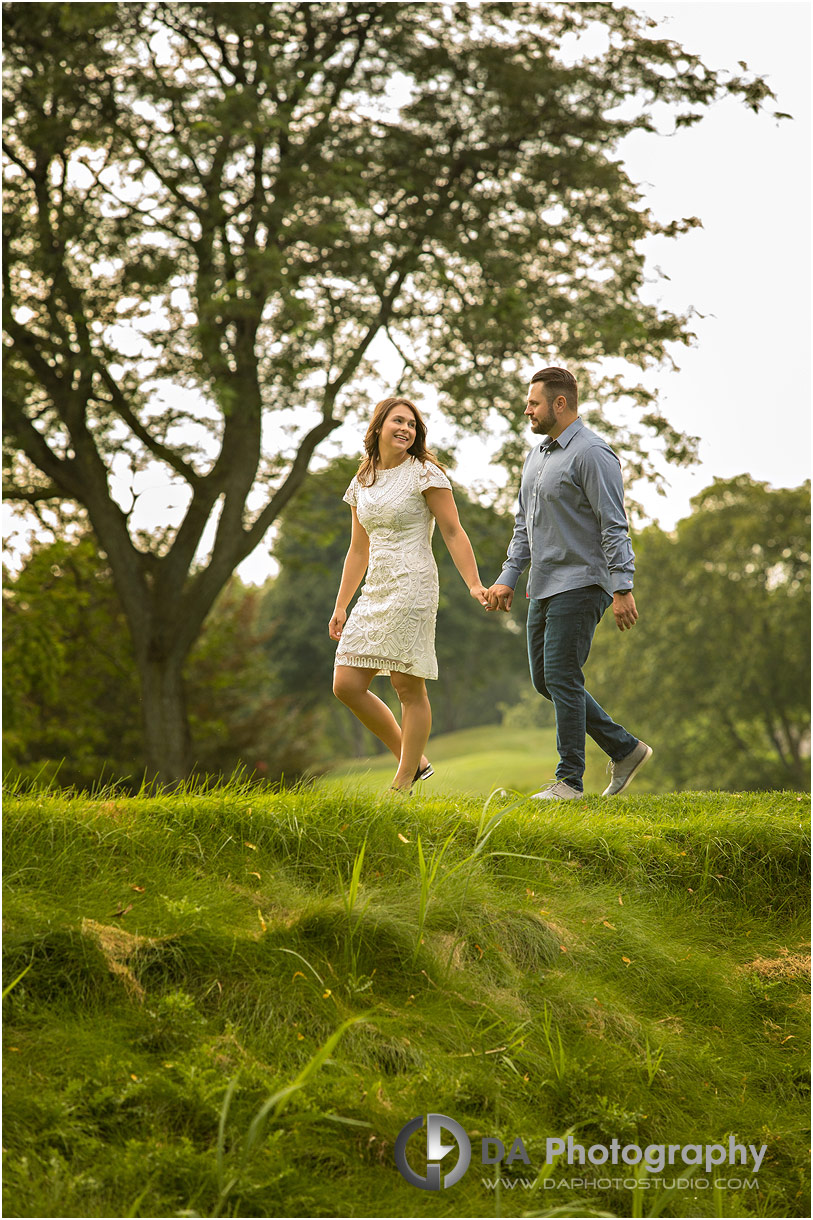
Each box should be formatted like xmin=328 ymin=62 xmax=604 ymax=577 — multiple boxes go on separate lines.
xmin=2 ymin=1 xmax=780 ymax=778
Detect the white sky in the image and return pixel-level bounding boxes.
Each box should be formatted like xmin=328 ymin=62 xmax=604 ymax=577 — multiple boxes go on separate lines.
xmin=4 ymin=2 xmax=810 ymax=585
xmin=590 ymin=0 xmax=811 ymax=526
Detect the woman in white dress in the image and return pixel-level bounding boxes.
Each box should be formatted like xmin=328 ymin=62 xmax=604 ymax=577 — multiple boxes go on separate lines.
xmin=329 ymin=396 xmax=489 ymax=791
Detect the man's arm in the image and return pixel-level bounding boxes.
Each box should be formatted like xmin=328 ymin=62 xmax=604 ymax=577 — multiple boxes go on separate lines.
xmin=486 ymin=465 xmax=531 ymax=612
xmin=580 ymin=445 xmax=638 ymax=631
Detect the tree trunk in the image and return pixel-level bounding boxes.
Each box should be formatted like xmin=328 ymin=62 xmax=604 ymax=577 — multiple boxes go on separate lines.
xmin=138 ymin=655 xmax=192 ymax=783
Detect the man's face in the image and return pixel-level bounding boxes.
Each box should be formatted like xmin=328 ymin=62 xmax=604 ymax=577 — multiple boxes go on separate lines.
xmin=525 ymin=382 xmax=557 ymax=435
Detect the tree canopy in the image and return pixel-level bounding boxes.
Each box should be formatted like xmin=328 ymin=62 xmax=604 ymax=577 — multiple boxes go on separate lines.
xmin=2 ymin=1 xmax=780 ymax=777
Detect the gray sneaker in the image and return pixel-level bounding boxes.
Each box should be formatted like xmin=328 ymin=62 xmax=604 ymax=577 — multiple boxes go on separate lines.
xmin=602 ymin=741 xmax=653 ymax=796
xmin=530 ymin=780 xmax=582 ymax=801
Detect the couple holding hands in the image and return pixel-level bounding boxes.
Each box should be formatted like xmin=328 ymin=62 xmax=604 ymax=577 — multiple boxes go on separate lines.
xmin=328 ymin=367 xmax=652 ymax=799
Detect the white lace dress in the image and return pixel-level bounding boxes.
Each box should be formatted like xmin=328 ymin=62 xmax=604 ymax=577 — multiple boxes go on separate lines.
xmin=335 ymin=456 xmax=452 ymax=680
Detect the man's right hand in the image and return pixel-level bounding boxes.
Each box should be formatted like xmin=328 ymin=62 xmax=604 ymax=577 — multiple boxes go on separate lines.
xmin=485 ymin=583 xmax=514 ymax=612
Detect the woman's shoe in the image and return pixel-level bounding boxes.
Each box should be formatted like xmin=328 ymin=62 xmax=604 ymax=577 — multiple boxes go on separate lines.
xmin=413 ymin=763 xmax=434 ymax=782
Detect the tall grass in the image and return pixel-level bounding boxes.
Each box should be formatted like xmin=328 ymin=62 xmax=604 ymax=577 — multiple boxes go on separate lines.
xmin=214 ymin=1014 xmax=364 ymax=1216
xmin=3 ymin=782 xmax=809 ymax=1218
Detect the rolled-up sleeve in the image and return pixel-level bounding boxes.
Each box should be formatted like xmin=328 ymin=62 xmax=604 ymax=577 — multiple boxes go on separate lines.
xmin=496 ymin=469 xmax=532 ymax=590
xmin=579 ymin=446 xmax=635 ymax=593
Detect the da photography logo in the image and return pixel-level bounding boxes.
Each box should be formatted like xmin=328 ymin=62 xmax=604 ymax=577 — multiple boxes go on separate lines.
xmin=394 ymin=1114 xmax=472 ymax=1190
xmin=394 ymin=1115 xmax=768 ymax=1195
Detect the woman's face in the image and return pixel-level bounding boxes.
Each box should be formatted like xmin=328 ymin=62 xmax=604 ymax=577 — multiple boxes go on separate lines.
xmin=380 ymin=404 xmax=418 ymax=454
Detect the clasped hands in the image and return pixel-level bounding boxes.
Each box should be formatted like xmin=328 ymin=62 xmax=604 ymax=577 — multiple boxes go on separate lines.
xmin=482 ymin=583 xmax=514 ymax=612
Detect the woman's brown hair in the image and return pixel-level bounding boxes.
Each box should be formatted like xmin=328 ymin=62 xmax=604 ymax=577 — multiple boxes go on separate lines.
xmin=356 ymin=396 xmax=445 ymax=487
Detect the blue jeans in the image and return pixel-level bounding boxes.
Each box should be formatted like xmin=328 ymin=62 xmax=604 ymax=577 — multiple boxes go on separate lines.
xmin=527 ymin=585 xmax=638 ymax=790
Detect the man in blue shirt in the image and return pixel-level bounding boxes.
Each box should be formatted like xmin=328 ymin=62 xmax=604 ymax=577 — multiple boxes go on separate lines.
xmin=486 ymin=367 xmax=652 ymax=800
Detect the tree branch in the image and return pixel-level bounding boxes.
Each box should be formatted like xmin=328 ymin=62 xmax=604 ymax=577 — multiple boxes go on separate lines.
xmin=2 ymin=399 xmax=84 ymax=501
xmin=156 ymin=5 xmax=237 ymax=90
xmin=2 ymin=482 xmax=66 ymax=503
xmin=97 ymin=368 xmax=203 ymax=486
xmin=3 ymin=314 xmax=68 ymax=404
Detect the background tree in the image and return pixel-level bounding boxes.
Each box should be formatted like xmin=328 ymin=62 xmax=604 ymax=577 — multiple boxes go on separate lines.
xmin=587 ymin=477 xmax=811 ymax=791
xmin=2 ymin=536 xmax=142 ymax=787
xmin=3 ymin=536 xmax=314 ymax=789
xmin=2 ymin=1 xmax=780 ymax=779
xmin=183 ymin=580 xmax=317 ymax=783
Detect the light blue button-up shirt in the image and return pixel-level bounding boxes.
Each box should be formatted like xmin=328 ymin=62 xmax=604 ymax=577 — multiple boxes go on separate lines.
xmin=496 ymin=418 xmax=635 ymax=600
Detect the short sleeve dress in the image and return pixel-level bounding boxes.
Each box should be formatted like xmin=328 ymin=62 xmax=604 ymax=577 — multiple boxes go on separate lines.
xmin=335 ymin=456 xmax=453 ymax=680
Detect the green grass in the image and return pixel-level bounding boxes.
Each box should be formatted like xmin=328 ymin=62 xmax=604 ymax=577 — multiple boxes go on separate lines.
xmin=2 ymin=781 xmax=810 ymax=1219
xmin=320 ymin=722 xmax=629 ymax=796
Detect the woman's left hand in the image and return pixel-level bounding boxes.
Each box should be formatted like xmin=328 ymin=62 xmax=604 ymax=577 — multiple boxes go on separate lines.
xmin=469 ymin=583 xmax=490 ymax=607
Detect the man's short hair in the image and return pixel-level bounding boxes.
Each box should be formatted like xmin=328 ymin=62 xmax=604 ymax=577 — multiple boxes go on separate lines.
xmin=531 ymin=367 xmax=578 ymax=411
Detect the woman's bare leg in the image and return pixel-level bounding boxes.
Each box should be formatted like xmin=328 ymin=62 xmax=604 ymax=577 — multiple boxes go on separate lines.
xmin=389 ymin=671 xmax=432 ymax=790
xmin=333 ymin=666 xmax=429 ymax=772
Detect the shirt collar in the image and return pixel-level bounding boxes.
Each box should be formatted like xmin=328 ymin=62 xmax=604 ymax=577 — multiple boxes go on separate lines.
xmin=541 ymin=417 xmax=583 ymax=452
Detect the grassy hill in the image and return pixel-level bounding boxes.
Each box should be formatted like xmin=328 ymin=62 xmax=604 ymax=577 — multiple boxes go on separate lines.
xmin=2 ymin=783 xmax=809 ymax=1219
